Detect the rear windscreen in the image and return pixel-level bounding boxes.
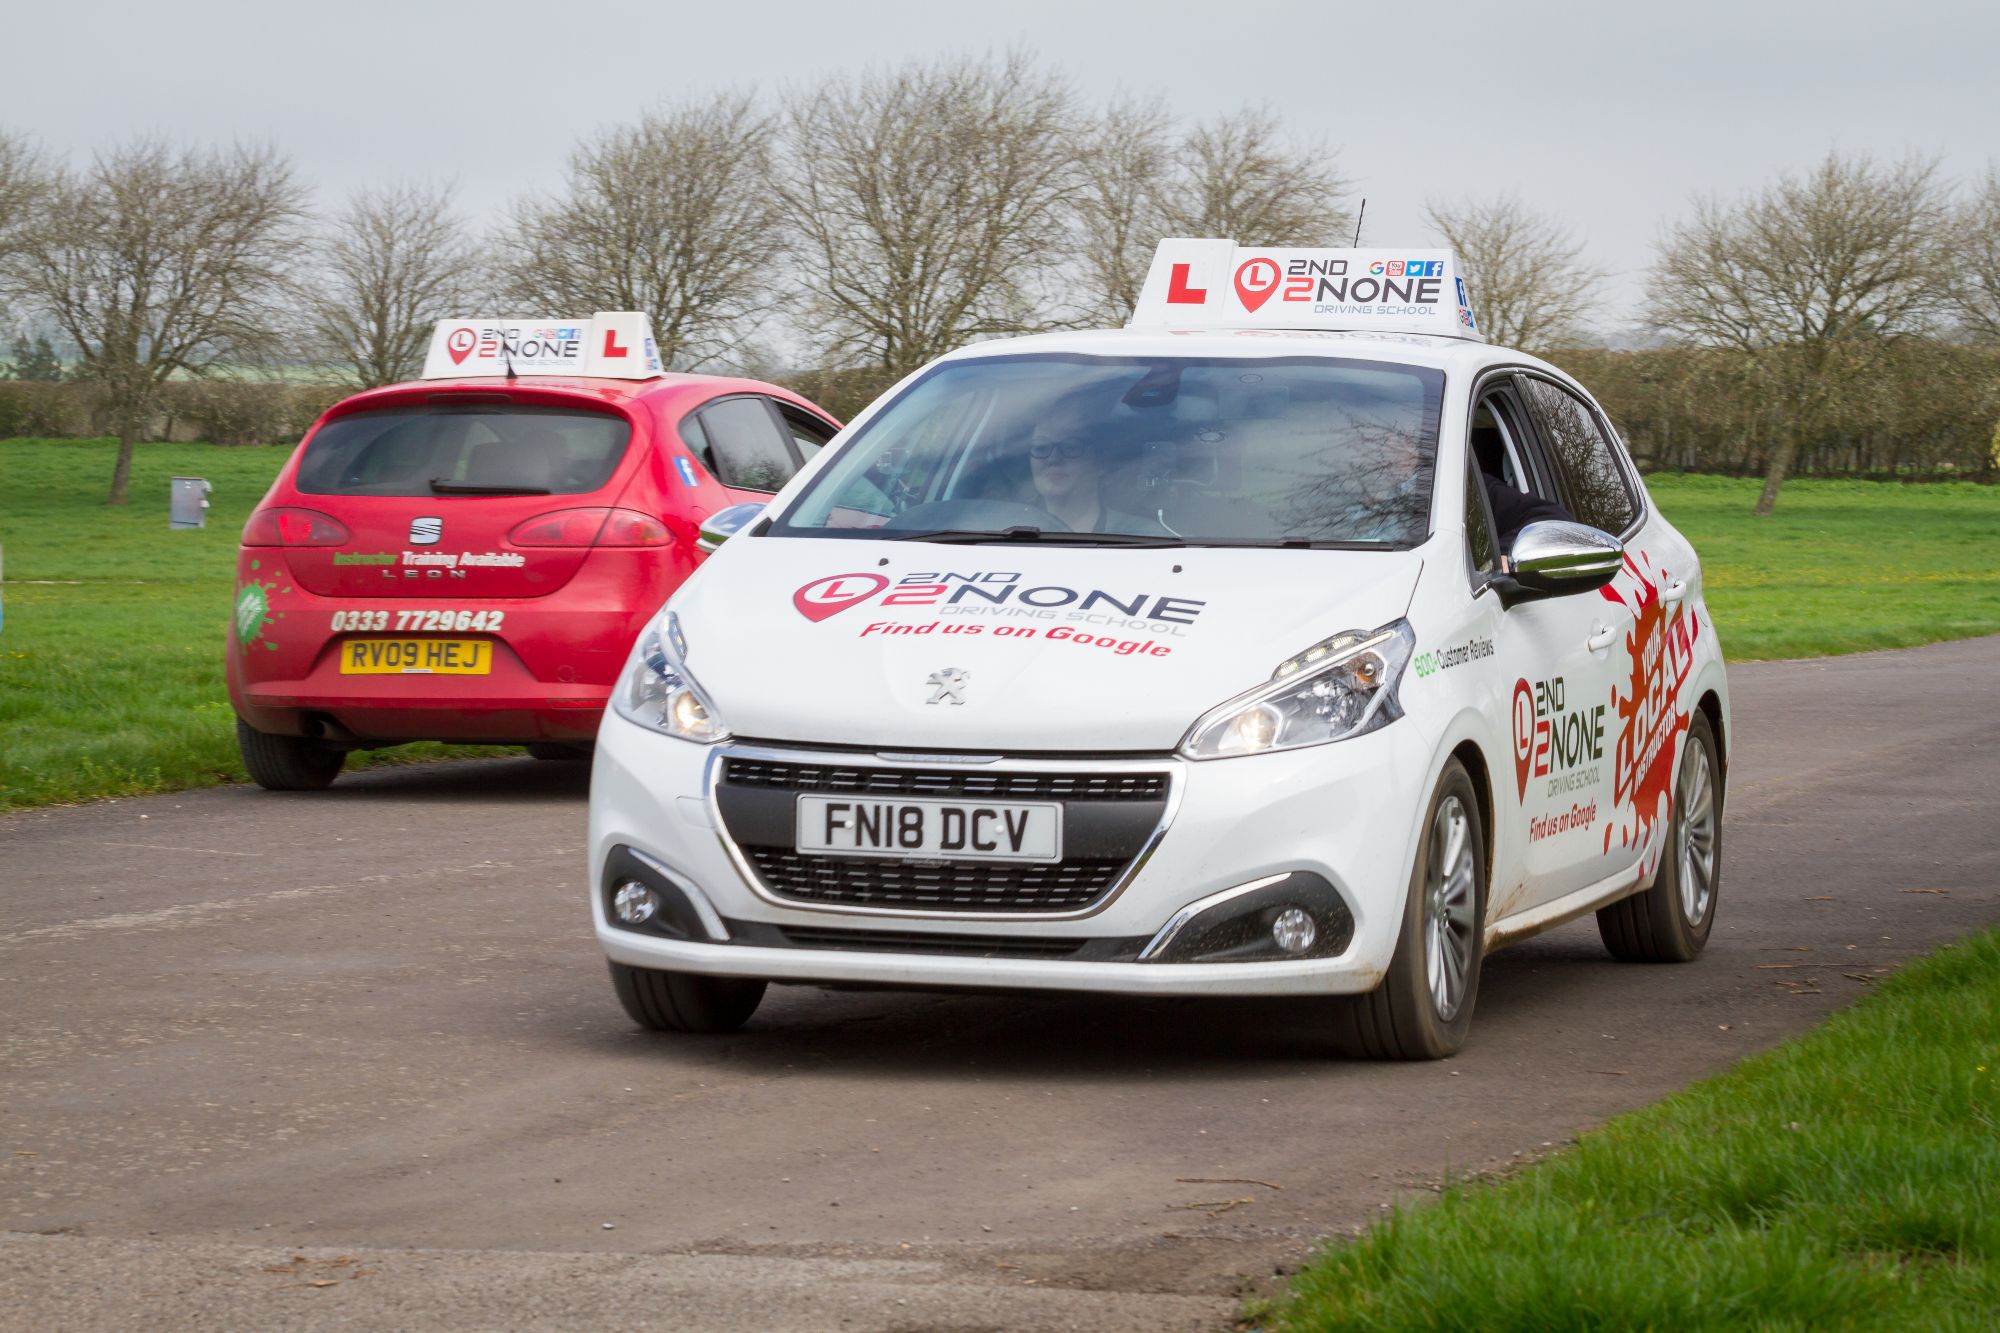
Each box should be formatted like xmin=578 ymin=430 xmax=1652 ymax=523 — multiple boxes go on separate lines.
xmin=294 ymin=406 xmax=633 ymax=497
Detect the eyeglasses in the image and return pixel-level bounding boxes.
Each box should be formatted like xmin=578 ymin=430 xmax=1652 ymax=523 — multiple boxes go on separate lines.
xmin=1029 ymin=438 xmax=1088 ymax=461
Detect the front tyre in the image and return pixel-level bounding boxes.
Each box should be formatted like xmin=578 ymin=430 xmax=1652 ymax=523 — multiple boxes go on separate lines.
xmin=1596 ymin=710 xmax=1722 ymax=962
xmin=236 ymin=718 xmax=346 ymax=791
xmin=1331 ymin=759 xmax=1485 ymax=1060
xmin=609 ymin=961 xmax=766 ymax=1034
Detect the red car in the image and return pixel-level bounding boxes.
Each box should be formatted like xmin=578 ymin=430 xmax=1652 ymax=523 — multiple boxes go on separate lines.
xmin=228 ymin=315 xmax=840 ymax=790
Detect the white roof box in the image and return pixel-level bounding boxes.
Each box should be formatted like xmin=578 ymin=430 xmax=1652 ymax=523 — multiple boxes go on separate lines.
xmin=1129 ymin=239 xmax=1482 ymax=342
xmin=419 ymin=312 xmax=666 ymax=380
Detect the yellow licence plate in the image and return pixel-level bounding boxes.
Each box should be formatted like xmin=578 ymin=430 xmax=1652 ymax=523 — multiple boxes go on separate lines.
xmin=340 ymin=638 xmax=492 ymax=675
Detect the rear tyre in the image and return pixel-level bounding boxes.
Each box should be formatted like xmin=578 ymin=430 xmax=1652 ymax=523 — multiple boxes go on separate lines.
xmin=1330 ymin=759 xmax=1485 ymax=1060
xmin=526 ymin=742 xmax=593 ymax=762
xmin=609 ymin=961 xmax=766 ymax=1034
xmin=1596 ymin=710 xmax=1721 ymax=962
xmin=236 ymin=718 xmax=346 ymax=792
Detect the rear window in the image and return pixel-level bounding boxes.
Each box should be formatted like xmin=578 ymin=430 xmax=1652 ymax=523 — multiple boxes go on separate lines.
xmin=295 ymin=406 xmax=632 ymax=497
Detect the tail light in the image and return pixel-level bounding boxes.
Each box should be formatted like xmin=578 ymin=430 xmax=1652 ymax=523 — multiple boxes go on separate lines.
xmin=242 ymin=507 xmax=351 ymax=547
xmin=509 ymin=507 xmax=672 ymax=548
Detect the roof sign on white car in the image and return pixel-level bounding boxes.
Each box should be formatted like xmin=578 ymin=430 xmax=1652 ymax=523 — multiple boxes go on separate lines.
xmin=419 ymin=311 xmax=666 ymax=380
xmin=1128 ymin=238 xmax=1483 ymax=342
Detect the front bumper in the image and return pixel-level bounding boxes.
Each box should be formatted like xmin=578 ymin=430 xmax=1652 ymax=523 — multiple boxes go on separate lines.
xmin=587 ymin=709 xmax=1436 ymax=997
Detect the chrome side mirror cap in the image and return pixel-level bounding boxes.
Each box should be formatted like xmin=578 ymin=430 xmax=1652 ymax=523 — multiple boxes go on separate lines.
xmin=696 ymin=503 xmax=767 ymax=554
xmin=1494 ymin=521 xmax=1623 ymax=606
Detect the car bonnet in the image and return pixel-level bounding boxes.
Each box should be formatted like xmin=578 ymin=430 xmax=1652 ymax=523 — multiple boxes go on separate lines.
xmin=667 ymin=538 xmax=1425 ymax=752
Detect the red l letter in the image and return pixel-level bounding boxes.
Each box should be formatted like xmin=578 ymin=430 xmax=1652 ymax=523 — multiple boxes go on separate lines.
xmin=1165 ymin=263 xmax=1207 ymax=304
xmin=602 ymin=329 xmax=630 ymax=358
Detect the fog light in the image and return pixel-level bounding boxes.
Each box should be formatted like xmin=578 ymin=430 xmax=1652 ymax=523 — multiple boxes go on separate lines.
xmin=1271 ymin=907 xmax=1316 ymax=955
xmin=613 ymin=881 xmax=660 ymax=925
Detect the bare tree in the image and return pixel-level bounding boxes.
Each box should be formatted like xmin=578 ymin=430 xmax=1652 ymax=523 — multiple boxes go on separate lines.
xmin=1950 ymin=167 xmax=2000 ymax=343
xmin=1427 ymin=195 xmax=1602 ymax=351
xmin=1646 ymin=152 xmax=1951 ymax=513
xmin=4 ymin=141 xmax=306 ymax=503
xmin=0 ymin=130 xmax=50 ymax=339
xmin=776 ymin=53 xmax=1079 ymax=375
xmin=1070 ymin=97 xmax=1173 ymax=324
xmin=497 ymin=93 xmax=776 ymax=370
xmin=1161 ymin=107 xmax=1350 ymax=247
xmin=0 ymin=129 xmax=47 ymax=255
xmin=306 ymin=181 xmax=480 ymax=388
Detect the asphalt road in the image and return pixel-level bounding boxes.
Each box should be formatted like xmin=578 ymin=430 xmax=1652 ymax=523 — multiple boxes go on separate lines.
xmin=4 ymin=636 xmax=1996 ymax=1331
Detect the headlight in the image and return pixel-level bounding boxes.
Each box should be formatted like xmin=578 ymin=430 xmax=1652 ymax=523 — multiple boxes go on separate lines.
xmin=612 ymin=612 xmax=730 ymax=743
xmin=1179 ymin=620 xmax=1415 ymax=760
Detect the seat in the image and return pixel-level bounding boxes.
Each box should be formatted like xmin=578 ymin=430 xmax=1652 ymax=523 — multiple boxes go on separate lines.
xmin=466 ymin=437 xmax=554 ymax=491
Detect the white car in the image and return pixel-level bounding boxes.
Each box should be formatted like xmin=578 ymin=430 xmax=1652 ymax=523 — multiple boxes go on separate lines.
xmin=587 ymin=241 xmax=1729 ymax=1058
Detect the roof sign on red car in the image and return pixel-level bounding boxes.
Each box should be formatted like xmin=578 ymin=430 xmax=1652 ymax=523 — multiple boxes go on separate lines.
xmin=420 ymin=311 xmax=666 ymax=380
xmin=1128 ymin=238 xmax=1482 ymax=342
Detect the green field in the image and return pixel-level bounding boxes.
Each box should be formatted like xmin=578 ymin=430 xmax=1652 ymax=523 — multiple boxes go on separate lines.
xmin=1647 ymin=474 xmax=2000 ymax=660
xmin=0 ymin=440 xmax=514 ymax=811
xmin=2 ymin=441 xmax=1998 ymax=810
xmin=1271 ymin=926 xmax=2000 ymax=1331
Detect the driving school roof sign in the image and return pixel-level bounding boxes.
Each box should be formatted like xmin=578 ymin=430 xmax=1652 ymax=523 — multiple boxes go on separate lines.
xmin=1129 ymin=239 xmax=1483 ymax=342
xmin=419 ymin=311 xmax=667 ymax=380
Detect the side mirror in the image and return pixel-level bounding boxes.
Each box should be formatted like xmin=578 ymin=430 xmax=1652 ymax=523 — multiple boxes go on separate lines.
xmin=1492 ymin=521 xmax=1623 ymax=607
xmin=696 ymin=502 xmax=766 ymax=554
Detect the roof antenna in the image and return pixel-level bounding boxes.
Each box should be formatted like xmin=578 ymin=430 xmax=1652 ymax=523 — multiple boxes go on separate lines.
xmin=499 ymin=333 xmax=519 ymax=383
xmin=1352 ymin=198 xmax=1367 ymax=248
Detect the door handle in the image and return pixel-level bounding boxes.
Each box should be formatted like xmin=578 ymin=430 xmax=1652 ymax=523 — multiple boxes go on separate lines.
xmin=1586 ymin=624 xmax=1621 ymax=653
xmin=1662 ymin=579 xmax=1688 ymax=605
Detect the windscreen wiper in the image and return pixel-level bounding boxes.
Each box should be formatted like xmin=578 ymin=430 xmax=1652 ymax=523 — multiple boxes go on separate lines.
xmin=428 ymin=479 xmax=551 ymax=495
xmin=885 ymin=526 xmax=1185 ymax=547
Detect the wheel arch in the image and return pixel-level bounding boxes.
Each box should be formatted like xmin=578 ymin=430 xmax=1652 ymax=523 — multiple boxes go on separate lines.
xmin=1449 ymin=738 xmax=1495 ymax=884
xmin=1696 ymin=688 xmax=1727 ymax=804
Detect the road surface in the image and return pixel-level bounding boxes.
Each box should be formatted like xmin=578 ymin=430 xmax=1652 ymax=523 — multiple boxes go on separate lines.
xmin=3 ymin=636 xmax=1996 ymax=1331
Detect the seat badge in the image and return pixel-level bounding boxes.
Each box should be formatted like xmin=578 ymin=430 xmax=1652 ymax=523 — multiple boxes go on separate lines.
xmin=925 ymin=668 xmax=968 ymax=706
xmin=410 ymin=516 xmax=443 ymax=545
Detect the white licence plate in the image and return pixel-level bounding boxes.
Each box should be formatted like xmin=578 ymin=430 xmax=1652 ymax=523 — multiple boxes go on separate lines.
xmin=795 ymin=795 xmax=1062 ymax=862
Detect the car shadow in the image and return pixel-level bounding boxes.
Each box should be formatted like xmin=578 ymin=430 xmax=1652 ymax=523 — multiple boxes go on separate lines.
xmin=560 ymin=931 xmax=1613 ymax=1080
xmin=278 ymin=755 xmax=595 ymax=804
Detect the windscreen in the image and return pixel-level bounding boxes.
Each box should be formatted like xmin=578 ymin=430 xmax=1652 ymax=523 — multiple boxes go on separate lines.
xmin=295 ymin=405 xmax=632 ymax=497
xmin=772 ymin=354 xmax=1445 ymax=546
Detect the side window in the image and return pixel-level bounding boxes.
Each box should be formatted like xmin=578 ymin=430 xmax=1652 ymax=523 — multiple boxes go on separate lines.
xmin=1518 ymin=378 xmax=1638 ymax=534
xmin=776 ymin=402 xmax=837 ymax=462
xmin=697 ymin=397 xmax=799 ymax=492
xmin=1464 ymin=458 xmax=1495 ymax=577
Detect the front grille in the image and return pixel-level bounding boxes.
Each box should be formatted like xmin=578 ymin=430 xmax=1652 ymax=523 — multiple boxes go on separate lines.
xmin=722 ymin=758 xmax=1167 ymax=803
xmin=743 ymin=848 xmax=1126 ymax=913
xmin=774 ymin=925 xmax=1088 ymax=959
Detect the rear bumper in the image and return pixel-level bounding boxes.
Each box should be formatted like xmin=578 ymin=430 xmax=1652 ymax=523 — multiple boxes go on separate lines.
xmin=228 ymin=584 xmax=643 ymax=745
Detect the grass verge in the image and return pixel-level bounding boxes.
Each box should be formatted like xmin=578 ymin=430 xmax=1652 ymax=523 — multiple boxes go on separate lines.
xmin=0 ymin=440 xmax=511 ymax=811
xmin=1270 ymin=927 xmax=2000 ymax=1331
xmin=1 ymin=445 xmax=1996 ymax=809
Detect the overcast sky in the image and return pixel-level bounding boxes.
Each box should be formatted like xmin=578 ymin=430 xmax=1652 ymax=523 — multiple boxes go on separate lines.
xmin=5 ymin=0 xmax=1994 ymax=336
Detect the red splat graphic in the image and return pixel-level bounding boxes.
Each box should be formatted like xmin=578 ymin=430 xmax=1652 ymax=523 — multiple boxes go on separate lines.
xmin=793 ymin=572 xmax=890 ymax=622
xmin=1600 ymin=551 xmax=1696 ymax=873
xmin=1233 ymin=257 xmax=1280 ymax=313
